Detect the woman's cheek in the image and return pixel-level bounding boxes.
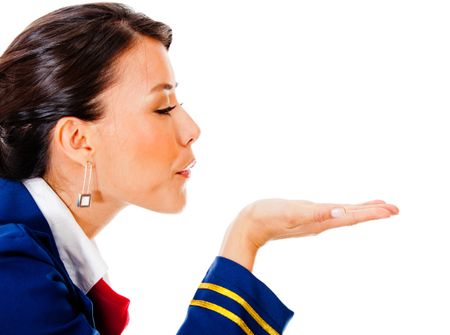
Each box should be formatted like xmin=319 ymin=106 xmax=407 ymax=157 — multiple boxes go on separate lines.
xmin=144 ymin=124 xmax=178 ymax=163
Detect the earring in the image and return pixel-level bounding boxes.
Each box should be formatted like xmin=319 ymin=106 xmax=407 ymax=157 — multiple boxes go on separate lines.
xmin=77 ymin=161 xmax=93 ymax=208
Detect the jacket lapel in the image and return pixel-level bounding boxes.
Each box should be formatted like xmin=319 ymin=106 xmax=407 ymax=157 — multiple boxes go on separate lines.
xmin=0 ymin=177 xmax=96 ymax=327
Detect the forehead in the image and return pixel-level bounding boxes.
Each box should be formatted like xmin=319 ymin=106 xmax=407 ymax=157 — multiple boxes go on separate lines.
xmin=112 ymin=35 xmax=175 ymax=94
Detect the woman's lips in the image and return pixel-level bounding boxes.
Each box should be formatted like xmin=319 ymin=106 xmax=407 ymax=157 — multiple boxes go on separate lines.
xmin=176 ymin=159 xmax=196 ymax=178
xmin=176 ymin=170 xmax=191 ymax=178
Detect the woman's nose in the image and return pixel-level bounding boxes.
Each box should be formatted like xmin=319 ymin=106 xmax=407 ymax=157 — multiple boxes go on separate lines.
xmin=178 ymin=107 xmax=201 ymax=147
xmin=186 ymin=118 xmax=201 ymax=146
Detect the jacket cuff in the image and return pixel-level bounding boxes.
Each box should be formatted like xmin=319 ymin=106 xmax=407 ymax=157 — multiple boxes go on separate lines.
xmin=196 ymin=256 xmax=294 ymax=334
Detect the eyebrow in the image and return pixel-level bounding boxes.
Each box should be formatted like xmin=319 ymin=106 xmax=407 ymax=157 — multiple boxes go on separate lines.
xmin=150 ymin=81 xmax=179 ymax=93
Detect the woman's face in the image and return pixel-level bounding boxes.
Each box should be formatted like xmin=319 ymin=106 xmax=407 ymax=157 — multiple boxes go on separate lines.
xmin=91 ymin=36 xmax=201 ymax=213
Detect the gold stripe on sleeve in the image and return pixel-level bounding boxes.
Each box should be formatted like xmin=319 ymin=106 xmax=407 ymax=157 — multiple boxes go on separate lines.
xmin=198 ymin=283 xmax=280 ymax=335
xmin=190 ymin=299 xmax=254 ymax=335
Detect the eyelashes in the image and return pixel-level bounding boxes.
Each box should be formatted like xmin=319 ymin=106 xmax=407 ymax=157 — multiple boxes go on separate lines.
xmin=155 ymin=102 xmax=184 ymax=115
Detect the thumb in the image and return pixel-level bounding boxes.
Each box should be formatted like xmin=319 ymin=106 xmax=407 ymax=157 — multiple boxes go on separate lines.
xmin=291 ymin=201 xmax=346 ymax=223
xmin=310 ymin=205 xmax=346 ymax=223
xmin=330 ymin=207 xmax=346 ymax=218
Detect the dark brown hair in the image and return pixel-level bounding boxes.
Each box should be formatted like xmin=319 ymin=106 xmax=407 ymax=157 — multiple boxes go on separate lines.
xmin=0 ymin=2 xmax=172 ymax=180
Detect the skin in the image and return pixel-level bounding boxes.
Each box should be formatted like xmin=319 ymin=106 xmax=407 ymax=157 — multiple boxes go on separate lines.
xmin=219 ymin=199 xmax=399 ymax=271
xmin=43 ymin=35 xmax=399 ymax=272
xmin=44 ymin=36 xmax=200 ymax=238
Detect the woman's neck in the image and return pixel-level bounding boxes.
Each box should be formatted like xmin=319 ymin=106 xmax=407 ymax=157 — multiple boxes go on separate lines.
xmin=43 ymin=173 xmax=127 ymax=239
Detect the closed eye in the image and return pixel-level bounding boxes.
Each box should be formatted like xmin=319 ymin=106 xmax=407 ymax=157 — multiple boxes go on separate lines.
xmin=155 ymin=102 xmax=183 ymax=115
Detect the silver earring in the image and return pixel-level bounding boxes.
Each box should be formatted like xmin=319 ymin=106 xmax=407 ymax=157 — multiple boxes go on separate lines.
xmin=77 ymin=161 xmax=93 ymax=208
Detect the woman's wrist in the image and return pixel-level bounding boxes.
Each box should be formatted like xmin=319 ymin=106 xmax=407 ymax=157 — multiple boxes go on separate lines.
xmin=219 ymin=212 xmax=259 ymax=272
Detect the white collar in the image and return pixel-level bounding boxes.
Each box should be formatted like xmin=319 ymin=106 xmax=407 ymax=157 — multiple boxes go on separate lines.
xmin=22 ymin=177 xmax=108 ymax=294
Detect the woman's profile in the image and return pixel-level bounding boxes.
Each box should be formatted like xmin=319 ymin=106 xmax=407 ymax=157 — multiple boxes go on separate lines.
xmin=0 ymin=3 xmax=399 ymax=334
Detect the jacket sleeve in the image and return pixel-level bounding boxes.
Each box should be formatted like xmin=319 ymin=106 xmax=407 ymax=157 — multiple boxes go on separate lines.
xmin=177 ymin=256 xmax=294 ymax=335
xmin=0 ymin=224 xmax=98 ymax=335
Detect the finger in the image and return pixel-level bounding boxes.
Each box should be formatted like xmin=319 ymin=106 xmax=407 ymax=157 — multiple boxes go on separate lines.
xmin=289 ymin=202 xmax=379 ymax=225
xmin=321 ymin=207 xmax=393 ymax=231
xmin=345 ymin=203 xmax=399 ymax=215
xmin=320 ymin=201 xmax=399 ymax=215
xmin=322 ymin=200 xmax=385 ymax=207
xmin=287 ymin=201 xmax=398 ymax=229
xmin=276 ymin=207 xmax=393 ymax=238
xmin=360 ymin=200 xmax=386 ymax=205
xmin=276 ymin=201 xmax=397 ymax=239
xmin=272 ymin=207 xmax=392 ymax=239
xmin=303 ymin=203 xmax=345 ymax=224
xmin=284 ymin=202 xmax=340 ymax=228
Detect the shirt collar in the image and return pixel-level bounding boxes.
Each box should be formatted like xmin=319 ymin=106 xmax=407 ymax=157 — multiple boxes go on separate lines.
xmin=22 ymin=177 xmax=108 ymax=293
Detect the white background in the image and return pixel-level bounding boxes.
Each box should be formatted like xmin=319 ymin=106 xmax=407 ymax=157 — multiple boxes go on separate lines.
xmin=2 ymin=1 xmax=449 ymax=334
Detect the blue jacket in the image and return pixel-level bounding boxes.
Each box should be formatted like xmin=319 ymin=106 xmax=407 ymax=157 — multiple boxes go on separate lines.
xmin=0 ymin=177 xmax=294 ymax=334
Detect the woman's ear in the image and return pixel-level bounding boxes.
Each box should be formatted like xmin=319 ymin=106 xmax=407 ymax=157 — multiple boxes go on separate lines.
xmin=52 ymin=116 xmax=95 ymax=165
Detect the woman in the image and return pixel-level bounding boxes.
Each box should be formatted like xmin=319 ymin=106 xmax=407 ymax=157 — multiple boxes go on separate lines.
xmin=0 ymin=3 xmax=399 ymax=335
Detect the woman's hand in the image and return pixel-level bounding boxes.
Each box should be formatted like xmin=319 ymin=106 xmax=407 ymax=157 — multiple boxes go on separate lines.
xmin=219 ymin=199 xmax=399 ymax=271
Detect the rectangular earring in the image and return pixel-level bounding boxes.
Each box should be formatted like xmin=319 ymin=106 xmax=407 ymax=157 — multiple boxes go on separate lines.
xmin=77 ymin=161 xmax=92 ymax=208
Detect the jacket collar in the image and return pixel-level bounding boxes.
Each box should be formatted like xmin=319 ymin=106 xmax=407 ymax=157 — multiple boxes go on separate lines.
xmin=22 ymin=177 xmax=108 ymax=293
xmin=0 ymin=177 xmax=59 ymax=255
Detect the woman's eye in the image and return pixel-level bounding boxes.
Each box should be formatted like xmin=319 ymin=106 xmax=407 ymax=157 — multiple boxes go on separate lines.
xmin=155 ymin=102 xmax=184 ymax=115
xmin=155 ymin=105 xmax=176 ymax=115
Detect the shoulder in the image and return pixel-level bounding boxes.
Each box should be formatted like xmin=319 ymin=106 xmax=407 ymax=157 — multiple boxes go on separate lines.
xmin=0 ymin=223 xmax=96 ymax=335
xmin=0 ymin=223 xmax=55 ymax=263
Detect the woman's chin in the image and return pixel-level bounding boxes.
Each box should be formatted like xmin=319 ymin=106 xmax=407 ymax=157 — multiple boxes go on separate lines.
xmin=158 ymin=202 xmax=186 ymax=214
xmin=140 ymin=194 xmax=187 ymax=214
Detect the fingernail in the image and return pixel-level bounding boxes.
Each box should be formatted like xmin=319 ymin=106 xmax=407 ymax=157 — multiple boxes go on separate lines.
xmin=331 ymin=208 xmax=346 ymax=218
